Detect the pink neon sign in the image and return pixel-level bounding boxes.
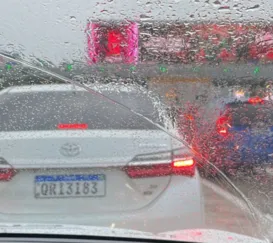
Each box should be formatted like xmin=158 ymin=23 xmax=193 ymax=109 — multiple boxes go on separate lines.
xmin=86 ymin=21 xmax=138 ymax=64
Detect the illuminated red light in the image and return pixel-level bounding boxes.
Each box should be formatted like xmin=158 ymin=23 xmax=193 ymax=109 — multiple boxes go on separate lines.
xmin=216 ymin=116 xmax=230 ymax=136
xmin=0 ymin=169 xmax=15 ymax=181
xmin=57 ymin=124 xmax=88 ymax=130
xmin=107 ymin=30 xmax=122 ymax=55
xmin=248 ymin=96 xmax=264 ymax=104
xmin=185 ymin=114 xmax=194 ymax=121
xmin=219 ymin=128 xmax=228 ymax=134
xmin=172 ymin=158 xmax=195 ymax=176
xmin=172 ymin=159 xmax=194 ymax=167
xmin=125 ymin=158 xmax=195 ymax=178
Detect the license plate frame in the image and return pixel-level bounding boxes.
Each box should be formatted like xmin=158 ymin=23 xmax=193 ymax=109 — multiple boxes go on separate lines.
xmin=34 ymin=174 xmax=106 ymax=199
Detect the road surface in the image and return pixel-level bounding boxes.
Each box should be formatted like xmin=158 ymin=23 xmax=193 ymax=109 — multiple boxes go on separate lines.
xmin=202 ymin=178 xmax=269 ymax=240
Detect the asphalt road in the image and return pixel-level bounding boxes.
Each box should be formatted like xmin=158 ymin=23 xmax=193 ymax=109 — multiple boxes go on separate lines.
xmin=222 ymin=172 xmax=273 ymax=220
xmin=201 ymin=166 xmax=273 ymax=216
xmin=201 ymin=178 xmax=269 ymax=240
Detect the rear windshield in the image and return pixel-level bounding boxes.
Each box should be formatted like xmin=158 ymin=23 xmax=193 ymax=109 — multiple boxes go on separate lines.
xmin=0 ymin=91 xmax=162 ymax=131
xmin=224 ymin=101 xmax=273 ymax=126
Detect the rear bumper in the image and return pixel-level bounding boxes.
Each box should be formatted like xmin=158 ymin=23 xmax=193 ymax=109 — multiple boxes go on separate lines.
xmin=0 ymin=173 xmax=204 ymax=233
xmin=215 ymin=137 xmax=271 ymax=166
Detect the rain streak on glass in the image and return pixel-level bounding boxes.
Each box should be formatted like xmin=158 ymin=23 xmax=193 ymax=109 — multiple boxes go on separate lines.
xmin=0 ymin=0 xmax=273 ymax=242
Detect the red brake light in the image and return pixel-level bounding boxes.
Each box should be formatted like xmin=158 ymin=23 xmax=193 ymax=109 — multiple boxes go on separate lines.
xmin=216 ymin=116 xmax=230 ymax=136
xmin=172 ymin=158 xmax=194 ymax=167
xmin=248 ymin=97 xmax=264 ymax=104
xmin=0 ymin=168 xmax=15 ymax=181
xmin=0 ymin=158 xmax=16 ymax=181
xmin=57 ymin=123 xmax=88 ymax=130
xmin=124 ymin=154 xmax=195 ymax=179
xmin=124 ymin=163 xmax=171 ymax=178
xmin=171 ymin=158 xmax=195 ymax=176
xmin=218 ymin=128 xmax=228 ymax=134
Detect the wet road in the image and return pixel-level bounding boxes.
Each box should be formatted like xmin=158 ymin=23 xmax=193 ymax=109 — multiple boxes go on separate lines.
xmin=226 ymin=173 xmax=273 ymax=216
xmin=203 ymin=168 xmax=273 ymax=216
xmin=201 ymin=178 xmax=269 ymax=240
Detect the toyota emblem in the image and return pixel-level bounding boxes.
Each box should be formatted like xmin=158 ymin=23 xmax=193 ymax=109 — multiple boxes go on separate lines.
xmin=59 ymin=143 xmax=81 ymax=157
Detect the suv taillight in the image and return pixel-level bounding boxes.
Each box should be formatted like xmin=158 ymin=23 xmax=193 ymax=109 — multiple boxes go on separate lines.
xmin=248 ymin=97 xmax=264 ymax=104
xmin=216 ymin=116 xmax=231 ymax=136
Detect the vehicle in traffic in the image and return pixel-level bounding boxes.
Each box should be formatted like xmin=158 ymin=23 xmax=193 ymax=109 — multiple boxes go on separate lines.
xmin=174 ymin=79 xmax=273 ymax=176
xmin=209 ymin=95 xmax=273 ymax=174
xmin=0 ymin=83 xmax=204 ymax=232
xmin=186 ymin=91 xmax=273 ymax=176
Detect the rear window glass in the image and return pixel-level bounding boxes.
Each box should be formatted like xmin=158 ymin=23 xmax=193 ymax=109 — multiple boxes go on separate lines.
xmin=0 ymin=91 xmax=162 ymax=131
xmin=224 ymin=101 xmax=273 ymax=126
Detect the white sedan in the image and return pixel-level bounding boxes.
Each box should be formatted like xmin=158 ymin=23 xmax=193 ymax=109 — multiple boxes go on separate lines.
xmin=0 ymin=83 xmax=204 ymax=233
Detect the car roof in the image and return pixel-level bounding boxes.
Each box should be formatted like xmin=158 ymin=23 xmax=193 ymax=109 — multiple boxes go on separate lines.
xmin=6 ymin=83 xmax=147 ymax=94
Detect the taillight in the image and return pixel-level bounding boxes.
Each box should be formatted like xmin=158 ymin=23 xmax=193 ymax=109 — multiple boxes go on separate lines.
xmin=248 ymin=97 xmax=264 ymax=104
xmin=216 ymin=116 xmax=231 ymax=136
xmin=0 ymin=158 xmax=15 ymax=181
xmin=124 ymin=150 xmax=195 ymax=179
xmin=171 ymin=156 xmax=195 ymax=176
xmin=57 ymin=123 xmax=88 ymax=130
xmin=0 ymin=169 xmax=15 ymax=181
xmin=124 ymin=163 xmax=172 ymax=178
xmin=218 ymin=128 xmax=228 ymax=134
xmin=172 ymin=158 xmax=194 ymax=167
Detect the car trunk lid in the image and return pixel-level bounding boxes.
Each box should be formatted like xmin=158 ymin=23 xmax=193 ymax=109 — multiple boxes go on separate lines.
xmin=0 ymin=130 xmax=192 ymax=215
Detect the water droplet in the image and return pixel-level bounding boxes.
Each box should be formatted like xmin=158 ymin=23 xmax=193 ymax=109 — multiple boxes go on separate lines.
xmin=5 ymin=64 xmax=12 ymax=70
xmin=246 ymin=4 xmax=260 ymax=11
xmin=192 ymin=67 xmax=200 ymax=72
xmin=213 ymin=0 xmax=221 ymax=5
xmin=140 ymin=14 xmax=152 ymax=21
xmin=159 ymin=66 xmax=167 ymax=73
xmin=218 ymin=6 xmax=230 ymax=10
xmin=67 ymin=64 xmax=73 ymax=71
xmin=254 ymin=67 xmax=260 ymax=74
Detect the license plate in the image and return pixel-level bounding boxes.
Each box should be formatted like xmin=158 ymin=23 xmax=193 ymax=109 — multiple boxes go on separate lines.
xmin=34 ymin=174 xmax=106 ymax=199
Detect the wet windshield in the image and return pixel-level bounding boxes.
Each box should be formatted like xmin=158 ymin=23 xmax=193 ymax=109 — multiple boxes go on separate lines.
xmin=0 ymin=89 xmax=162 ymax=131
xmin=1 ymin=0 xmax=273 ymax=242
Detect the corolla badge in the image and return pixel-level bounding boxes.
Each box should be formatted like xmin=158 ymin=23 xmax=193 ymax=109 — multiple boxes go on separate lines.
xmin=59 ymin=143 xmax=81 ymax=157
